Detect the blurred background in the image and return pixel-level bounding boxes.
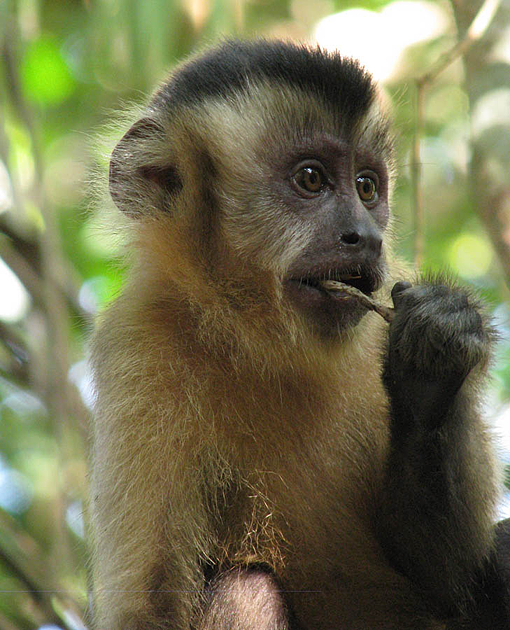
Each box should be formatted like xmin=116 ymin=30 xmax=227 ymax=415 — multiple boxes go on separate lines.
xmin=0 ymin=0 xmax=510 ymax=628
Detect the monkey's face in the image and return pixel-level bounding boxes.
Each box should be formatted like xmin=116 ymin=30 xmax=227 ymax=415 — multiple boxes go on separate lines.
xmin=279 ymin=137 xmax=389 ymax=336
xmin=206 ymin=92 xmax=392 ymax=338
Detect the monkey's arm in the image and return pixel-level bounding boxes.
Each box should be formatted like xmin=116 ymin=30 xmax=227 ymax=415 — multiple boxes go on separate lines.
xmin=377 ymin=278 xmax=498 ymax=615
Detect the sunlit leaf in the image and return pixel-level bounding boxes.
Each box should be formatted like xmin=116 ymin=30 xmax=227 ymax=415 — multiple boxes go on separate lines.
xmin=21 ymin=36 xmax=76 ymax=105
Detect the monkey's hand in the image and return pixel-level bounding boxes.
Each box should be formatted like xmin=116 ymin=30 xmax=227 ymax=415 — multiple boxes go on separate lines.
xmin=382 ymin=278 xmax=492 ymax=430
xmin=379 ymin=279 xmax=496 ymax=605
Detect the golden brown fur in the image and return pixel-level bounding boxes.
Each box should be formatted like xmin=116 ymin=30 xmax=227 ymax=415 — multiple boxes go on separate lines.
xmin=88 ymin=40 xmax=498 ymax=630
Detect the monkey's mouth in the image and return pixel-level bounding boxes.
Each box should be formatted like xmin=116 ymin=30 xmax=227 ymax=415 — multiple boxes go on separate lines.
xmin=291 ymin=267 xmax=380 ymax=298
xmin=284 ymin=264 xmax=385 ymax=332
xmin=299 ymin=272 xmax=375 ymax=296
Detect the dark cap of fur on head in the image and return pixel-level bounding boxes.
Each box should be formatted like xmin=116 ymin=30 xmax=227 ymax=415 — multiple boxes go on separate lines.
xmin=150 ymin=39 xmax=376 ymax=122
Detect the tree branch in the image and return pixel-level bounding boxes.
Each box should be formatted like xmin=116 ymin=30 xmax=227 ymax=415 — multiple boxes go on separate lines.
xmin=411 ymin=0 xmax=501 ymax=268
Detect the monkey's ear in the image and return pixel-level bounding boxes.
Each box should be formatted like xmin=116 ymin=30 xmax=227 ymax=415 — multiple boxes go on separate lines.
xmin=109 ymin=118 xmax=182 ymax=217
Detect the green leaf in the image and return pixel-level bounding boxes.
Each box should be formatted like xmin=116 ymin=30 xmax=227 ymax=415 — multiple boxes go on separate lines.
xmin=21 ymin=36 xmax=76 ymax=106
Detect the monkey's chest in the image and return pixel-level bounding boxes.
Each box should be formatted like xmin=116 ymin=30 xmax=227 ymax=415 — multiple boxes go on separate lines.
xmin=213 ymin=425 xmax=388 ymax=574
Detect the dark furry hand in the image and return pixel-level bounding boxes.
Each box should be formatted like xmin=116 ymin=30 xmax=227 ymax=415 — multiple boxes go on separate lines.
xmin=382 ymin=277 xmax=492 ymax=428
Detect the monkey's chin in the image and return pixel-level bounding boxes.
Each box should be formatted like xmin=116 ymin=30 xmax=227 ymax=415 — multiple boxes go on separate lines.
xmin=284 ymin=280 xmax=369 ymax=336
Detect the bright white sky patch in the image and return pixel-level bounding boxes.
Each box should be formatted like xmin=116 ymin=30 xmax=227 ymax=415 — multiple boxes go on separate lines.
xmin=0 ymin=257 xmax=31 ymax=322
xmin=471 ymin=88 xmax=510 ymax=137
xmin=314 ymin=1 xmax=449 ymax=82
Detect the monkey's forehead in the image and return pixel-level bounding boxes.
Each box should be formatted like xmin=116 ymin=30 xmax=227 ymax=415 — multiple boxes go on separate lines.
xmin=150 ymin=39 xmax=376 ymax=126
xmin=182 ymin=81 xmax=395 ymax=171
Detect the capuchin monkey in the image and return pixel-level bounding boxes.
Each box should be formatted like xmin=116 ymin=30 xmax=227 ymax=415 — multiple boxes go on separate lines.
xmin=89 ymin=39 xmax=510 ymax=629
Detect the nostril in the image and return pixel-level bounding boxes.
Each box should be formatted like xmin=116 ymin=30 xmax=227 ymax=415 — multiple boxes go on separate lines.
xmin=341 ymin=231 xmax=361 ymax=245
xmin=340 ymin=230 xmax=383 ymax=254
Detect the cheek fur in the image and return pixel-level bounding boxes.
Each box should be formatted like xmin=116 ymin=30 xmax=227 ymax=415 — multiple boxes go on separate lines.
xmin=218 ymin=177 xmax=317 ymax=277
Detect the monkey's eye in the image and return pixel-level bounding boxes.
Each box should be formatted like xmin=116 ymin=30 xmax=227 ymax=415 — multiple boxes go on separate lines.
xmin=356 ymin=176 xmax=378 ymax=204
xmin=292 ymin=166 xmax=326 ymax=195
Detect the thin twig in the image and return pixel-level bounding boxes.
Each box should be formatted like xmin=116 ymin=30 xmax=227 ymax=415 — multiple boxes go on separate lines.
xmin=320 ymin=281 xmax=395 ymax=323
xmin=411 ymin=0 xmax=501 ymax=268
xmin=419 ymin=0 xmax=501 ymax=87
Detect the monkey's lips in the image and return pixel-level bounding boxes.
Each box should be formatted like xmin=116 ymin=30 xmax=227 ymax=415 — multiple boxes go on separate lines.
xmin=284 ymin=268 xmax=383 ymax=332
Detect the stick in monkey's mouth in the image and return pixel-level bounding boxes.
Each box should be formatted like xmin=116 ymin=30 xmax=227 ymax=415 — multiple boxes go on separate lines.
xmin=319 ymin=280 xmax=395 ymax=323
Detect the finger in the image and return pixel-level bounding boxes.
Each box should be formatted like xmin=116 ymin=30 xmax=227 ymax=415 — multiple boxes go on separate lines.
xmin=391 ymin=281 xmax=412 ymax=308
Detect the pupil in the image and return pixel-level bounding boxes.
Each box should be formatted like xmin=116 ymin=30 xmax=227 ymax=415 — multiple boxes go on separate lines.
xmin=306 ymin=169 xmax=319 ymax=189
xmin=358 ymin=177 xmax=375 ymax=200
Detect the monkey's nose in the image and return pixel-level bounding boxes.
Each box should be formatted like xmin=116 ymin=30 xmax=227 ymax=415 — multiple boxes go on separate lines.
xmin=340 ymin=230 xmax=383 ymax=256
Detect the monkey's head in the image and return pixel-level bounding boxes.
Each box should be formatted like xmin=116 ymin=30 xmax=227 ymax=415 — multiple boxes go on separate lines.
xmin=109 ymin=40 xmax=395 ymax=351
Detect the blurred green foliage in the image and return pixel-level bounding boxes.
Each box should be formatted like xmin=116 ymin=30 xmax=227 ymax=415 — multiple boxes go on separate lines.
xmin=0 ymin=0 xmax=509 ymax=628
